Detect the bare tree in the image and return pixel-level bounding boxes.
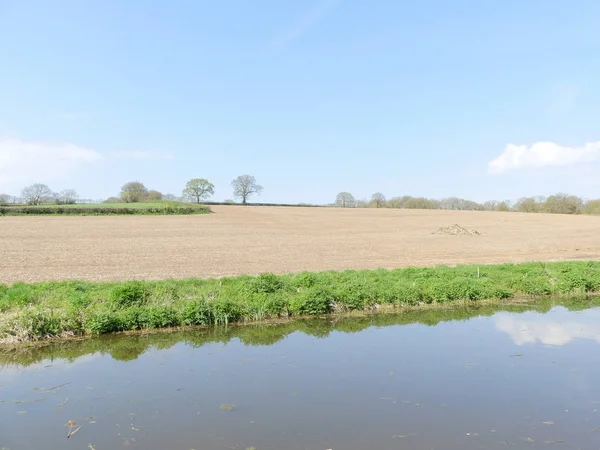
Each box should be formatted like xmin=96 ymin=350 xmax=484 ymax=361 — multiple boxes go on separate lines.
xmin=183 ymin=178 xmax=215 ymax=203
xmin=163 ymin=193 xmax=178 ymax=201
xmin=57 ymin=189 xmax=79 ymax=204
xmin=392 ymin=196 xmax=440 ymax=209
xmin=335 ymin=192 xmax=355 ymax=208
xmin=439 ymin=197 xmax=482 ymax=211
xmin=371 ymin=192 xmax=386 ymax=208
xmin=120 ymin=181 xmax=148 ymax=203
xmin=0 ymin=194 xmax=10 ymax=204
xmin=22 ymin=183 xmax=53 ymax=205
xmin=231 ymin=175 xmax=263 ymax=204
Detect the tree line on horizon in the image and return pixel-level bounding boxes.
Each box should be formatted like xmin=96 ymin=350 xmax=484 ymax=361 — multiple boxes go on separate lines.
xmin=2 ymin=178 xmax=598 ymax=215
xmin=334 ymin=191 xmax=600 ymax=215
xmin=0 ymin=175 xmax=264 ymax=206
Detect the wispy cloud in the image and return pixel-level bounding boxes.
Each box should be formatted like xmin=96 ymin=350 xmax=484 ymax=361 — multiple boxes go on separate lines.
xmin=0 ymin=138 xmax=175 ymax=192
xmin=494 ymin=309 xmax=600 ymax=346
xmin=488 ymin=141 xmax=600 ymax=174
xmin=111 ymin=150 xmax=175 ymax=160
xmin=0 ymin=138 xmax=103 ymax=189
xmin=268 ymin=0 xmax=343 ymax=52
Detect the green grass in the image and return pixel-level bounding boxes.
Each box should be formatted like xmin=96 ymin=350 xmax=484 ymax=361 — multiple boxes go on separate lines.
xmin=2 ymin=295 xmax=599 ymax=366
xmin=0 ymin=201 xmax=211 ymax=216
xmin=1 ymin=261 xmax=599 ymax=343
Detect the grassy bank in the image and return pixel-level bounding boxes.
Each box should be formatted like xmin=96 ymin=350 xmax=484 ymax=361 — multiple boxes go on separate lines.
xmin=1 ymin=261 xmax=599 ymax=343
xmin=0 ymin=201 xmax=211 ymax=216
xmin=3 ymin=296 xmax=599 ymax=365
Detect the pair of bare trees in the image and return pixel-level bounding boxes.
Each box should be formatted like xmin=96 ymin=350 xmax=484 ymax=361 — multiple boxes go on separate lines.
xmin=181 ymin=175 xmax=263 ymax=204
xmin=335 ymin=192 xmax=386 ymax=208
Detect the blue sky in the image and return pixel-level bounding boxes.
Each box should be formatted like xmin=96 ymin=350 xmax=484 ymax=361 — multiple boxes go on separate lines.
xmin=1 ymin=0 xmax=599 ymax=203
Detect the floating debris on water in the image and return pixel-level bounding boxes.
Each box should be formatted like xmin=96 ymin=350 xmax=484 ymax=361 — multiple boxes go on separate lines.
xmin=35 ymin=382 xmax=71 ymax=393
xmin=220 ymin=404 xmax=236 ymax=411
xmin=67 ymin=425 xmax=83 ymax=439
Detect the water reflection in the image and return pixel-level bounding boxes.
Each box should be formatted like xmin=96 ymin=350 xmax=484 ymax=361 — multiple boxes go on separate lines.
xmin=494 ymin=306 xmax=600 ymax=346
xmin=1 ymin=297 xmax=600 ymax=450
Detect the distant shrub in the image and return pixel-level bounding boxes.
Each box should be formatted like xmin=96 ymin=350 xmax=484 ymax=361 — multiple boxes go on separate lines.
xmin=116 ymin=308 xmax=142 ymax=330
xmin=335 ymin=281 xmax=378 ymax=310
xmin=109 ymin=282 xmax=147 ymax=308
xmin=18 ymin=308 xmax=65 ymax=339
xmin=511 ymin=276 xmax=554 ymax=296
xmin=390 ymin=283 xmax=422 ymax=305
xmin=0 ymin=205 xmax=211 ymax=216
xmin=84 ymin=311 xmax=122 ymax=334
xmin=293 ymin=272 xmax=318 ymax=288
xmin=4 ymin=283 xmax=37 ymax=308
xmin=137 ymin=306 xmax=179 ymax=329
xmin=556 ymin=268 xmax=597 ymax=293
xmin=67 ymin=292 xmax=92 ymax=309
xmin=250 ymin=273 xmax=284 ymax=294
xmin=182 ymin=299 xmax=213 ymax=325
xmin=244 ymin=293 xmax=288 ymax=320
xmin=289 ymin=287 xmax=334 ymax=315
xmin=210 ymin=298 xmax=243 ymax=325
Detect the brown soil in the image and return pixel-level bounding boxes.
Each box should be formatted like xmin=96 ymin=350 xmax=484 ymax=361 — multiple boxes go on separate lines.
xmin=1 ymin=206 xmax=599 ymax=283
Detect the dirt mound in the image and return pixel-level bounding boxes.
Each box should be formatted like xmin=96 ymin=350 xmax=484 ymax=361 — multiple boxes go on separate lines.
xmin=434 ymin=224 xmax=482 ymax=236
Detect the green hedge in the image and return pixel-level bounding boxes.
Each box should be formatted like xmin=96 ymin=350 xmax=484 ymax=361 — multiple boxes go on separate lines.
xmin=0 ymin=205 xmax=211 ymax=216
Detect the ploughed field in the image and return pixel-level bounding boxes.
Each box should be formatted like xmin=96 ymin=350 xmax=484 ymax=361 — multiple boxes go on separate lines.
xmin=0 ymin=205 xmax=599 ymax=283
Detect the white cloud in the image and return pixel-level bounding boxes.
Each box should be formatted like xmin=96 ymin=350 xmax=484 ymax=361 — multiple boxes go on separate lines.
xmin=0 ymin=139 xmax=174 ymax=193
xmin=488 ymin=141 xmax=600 ymax=173
xmin=268 ymin=0 xmax=343 ymax=52
xmin=494 ymin=308 xmax=600 ymax=346
xmin=111 ymin=150 xmax=174 ymax=160
xmin=0 ymin=138 xmax=103 ymax=190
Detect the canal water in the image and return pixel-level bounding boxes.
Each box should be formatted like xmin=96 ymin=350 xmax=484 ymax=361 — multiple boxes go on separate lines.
xmin=1 ymin=300 xmax=600 ymax=449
